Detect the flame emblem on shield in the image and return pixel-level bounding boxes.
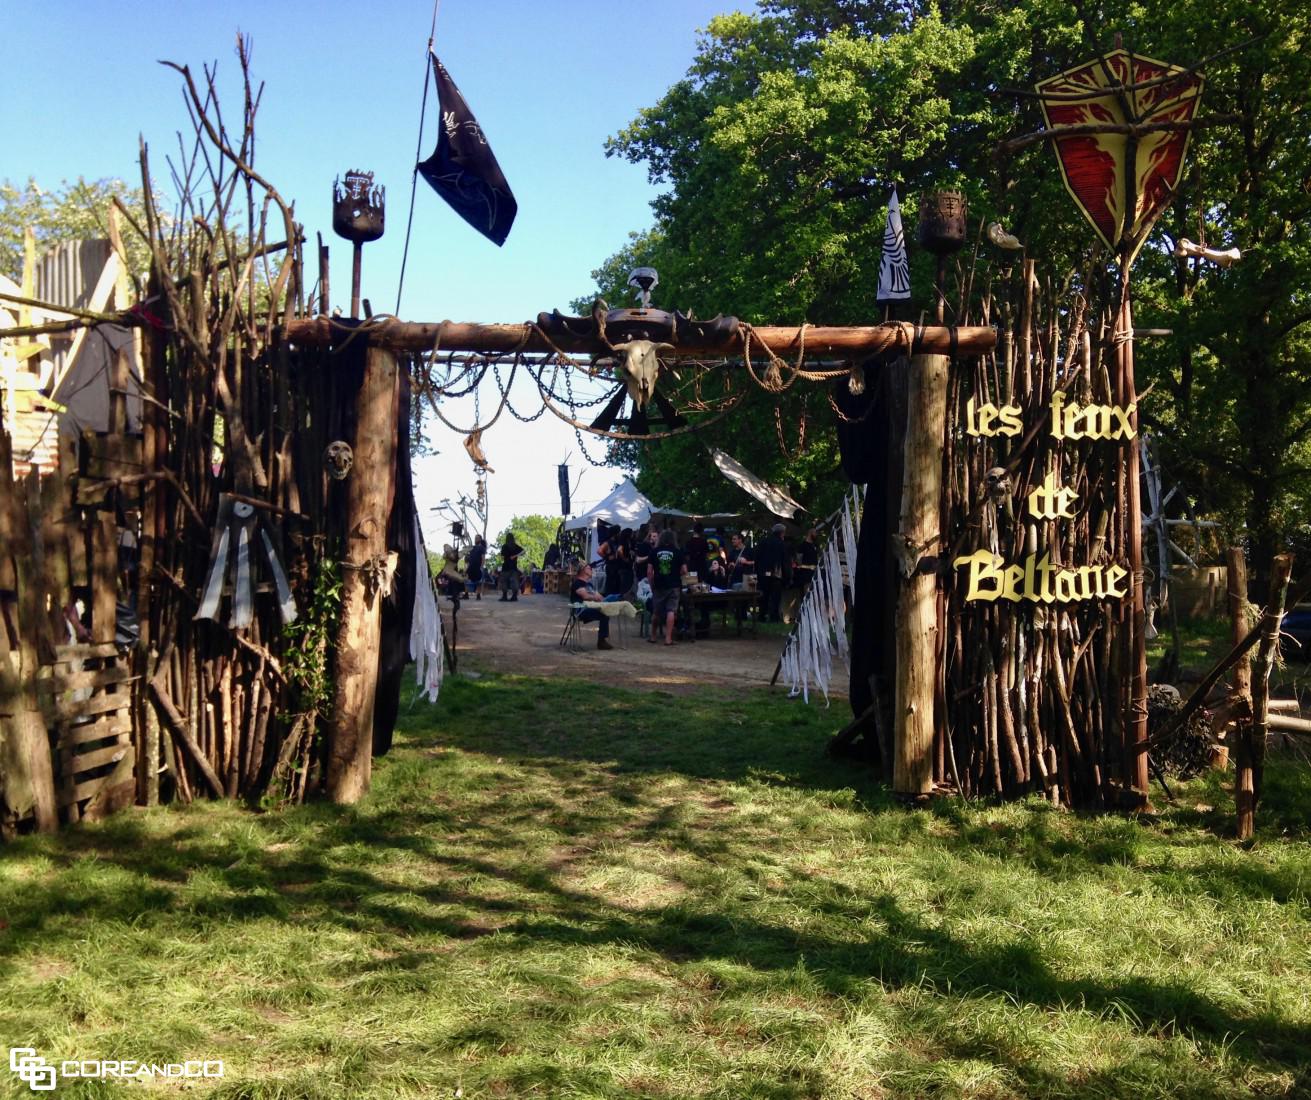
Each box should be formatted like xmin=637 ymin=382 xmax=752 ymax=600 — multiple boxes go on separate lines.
xmin=1037 ymin=49 xmax=1203 ymax=263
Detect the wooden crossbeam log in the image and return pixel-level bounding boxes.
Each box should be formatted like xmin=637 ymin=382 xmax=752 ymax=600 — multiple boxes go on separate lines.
xmin=283 ymin=318 xmax=996 ymax=359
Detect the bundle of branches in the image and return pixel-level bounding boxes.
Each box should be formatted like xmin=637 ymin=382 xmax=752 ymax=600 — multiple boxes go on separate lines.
xmin=126 ymin=38 xmax=338 ymax=806
xmin=940 ymin=258 xmax=1135 ymax=808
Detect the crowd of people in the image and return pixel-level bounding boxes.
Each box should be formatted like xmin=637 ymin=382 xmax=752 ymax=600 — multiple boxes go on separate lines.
xmin=574 ymin=520 xmax=820 ymax=650
xmin=452 ymin=521 xmax=823 ymax=653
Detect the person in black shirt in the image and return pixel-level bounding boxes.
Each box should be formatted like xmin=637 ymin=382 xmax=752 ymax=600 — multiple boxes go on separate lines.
xmin=647 ymin=528 xmax=687 ymax=645
xmin=794 ymin=527 xmax=819 ymax=591
xmin=727 ymin=532 xmax=754 ymax=585
xmin=465 ymin=535 xmax=487 ymax=600
xmin=756 ymin=523 xmax=789 ymax=622
xmin=498 ymin=533 xmax=523 ymax=601
xmin=570 ymin=561 xmax=612 ymax=650
xmin=685 ymin=522 xmax=709 ymax=583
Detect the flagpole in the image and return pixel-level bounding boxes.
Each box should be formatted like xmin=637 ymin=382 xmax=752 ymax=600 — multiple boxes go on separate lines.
xmin=396 ymin=0 xmax=443 ymax=317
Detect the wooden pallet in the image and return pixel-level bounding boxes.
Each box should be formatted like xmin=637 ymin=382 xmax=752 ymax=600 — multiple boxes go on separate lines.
xmin=37 ymin=643 xmax=137 ymax=823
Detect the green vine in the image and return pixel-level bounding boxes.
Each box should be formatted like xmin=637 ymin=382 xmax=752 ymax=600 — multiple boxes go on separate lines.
xmin=282 ymin=557 xmax=341 ymax=713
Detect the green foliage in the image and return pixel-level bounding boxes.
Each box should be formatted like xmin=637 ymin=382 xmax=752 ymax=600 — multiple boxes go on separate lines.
xmin=588 ymin=0 xmax=1311 ymax=567
xmin=280 ymin=557 xmax=341 ymax=713
xmin=0 ymin=176 xmax=154 ymax=285
xmin=493 ymin=513 xmax=560 ymax=571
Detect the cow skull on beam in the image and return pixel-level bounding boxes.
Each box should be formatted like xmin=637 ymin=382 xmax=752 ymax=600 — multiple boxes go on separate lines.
xmin=613 ymin=339 xmax=675 ymax=410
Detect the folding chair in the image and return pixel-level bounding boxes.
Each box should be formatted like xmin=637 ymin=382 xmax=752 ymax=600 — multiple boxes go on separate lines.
xmin=559 ymin=603 xmax=584 ymax=650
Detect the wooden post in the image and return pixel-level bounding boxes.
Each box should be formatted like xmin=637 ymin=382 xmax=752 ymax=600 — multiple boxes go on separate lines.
xmin=0 ymin=430 xmax=59 ymax=832
xmin=326 ymin=346 xmax=399 ymax=804
xmin=1222 ymin=547 xmax=1251 ymax=773
xmin=1237 ymin=553 xmax=1293 ymax=840
xmin=893 ymin=352 xmax=949 ymax=796
xmin=1117 ymin=291 xmax=1150 ymax=797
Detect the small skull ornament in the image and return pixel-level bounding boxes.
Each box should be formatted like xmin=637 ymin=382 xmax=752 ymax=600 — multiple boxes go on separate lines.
xmin=324 ymin=440 xmax=354 ymax=480
xmin=984 ymin=466 xmax=1011 ymax=500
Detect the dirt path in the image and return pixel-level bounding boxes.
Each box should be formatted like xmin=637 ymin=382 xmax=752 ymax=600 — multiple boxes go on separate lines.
xmin=442 ymin=590 xmax=846 ymax=698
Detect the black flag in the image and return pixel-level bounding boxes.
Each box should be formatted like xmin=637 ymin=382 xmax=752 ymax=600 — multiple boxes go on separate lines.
xmin=418 ymin=54 xmax=517 ymax=246
xmin=557 ymin=463 xmax=571 ymax=516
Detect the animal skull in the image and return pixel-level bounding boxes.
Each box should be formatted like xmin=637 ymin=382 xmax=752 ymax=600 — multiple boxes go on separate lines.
xmin=324 ymin=440 xmax=354 ymax=480
xmin=614 ymin=339 xmax=675 ymax=410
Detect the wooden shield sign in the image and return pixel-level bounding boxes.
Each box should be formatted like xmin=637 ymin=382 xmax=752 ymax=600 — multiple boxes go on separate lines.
xmin=1037 ymin=49 xmax=1203 ymax=263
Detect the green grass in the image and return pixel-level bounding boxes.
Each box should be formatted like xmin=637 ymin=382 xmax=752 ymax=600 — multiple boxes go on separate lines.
xmin=2 ymin=673 xmax=1309 ymax=1099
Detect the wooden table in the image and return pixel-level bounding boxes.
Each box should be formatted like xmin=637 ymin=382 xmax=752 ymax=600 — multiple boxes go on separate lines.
xmin=680 ymin=588 xmax=761 ymax=638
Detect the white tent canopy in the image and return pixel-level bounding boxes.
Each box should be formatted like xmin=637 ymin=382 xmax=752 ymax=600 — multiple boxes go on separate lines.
xmin=564 ymin=479 xmax=670 ymax=563
xmin=563 ymin=479 xmax=743 ymax=564
xmin=563 ymin=479 xmax=662 ymax=535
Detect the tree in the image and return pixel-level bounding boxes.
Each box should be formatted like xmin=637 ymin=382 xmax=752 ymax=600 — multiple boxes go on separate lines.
xmin=589 ymin=0 xmax=1311 ymax=579
xmin=493 ymin=514 xmax=561 ymax=573
xmin=0 ymin=177 xmax=154 ymax=287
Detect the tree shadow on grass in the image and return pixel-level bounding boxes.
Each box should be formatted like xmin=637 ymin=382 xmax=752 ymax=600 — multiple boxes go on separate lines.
xmin=4 ymin=672 xmax=1308 ymax=1096
xmin=406 ymin=672 xmax=896 ymax=810
xmin=5 ymin=779 xmax=1307 ymax=1097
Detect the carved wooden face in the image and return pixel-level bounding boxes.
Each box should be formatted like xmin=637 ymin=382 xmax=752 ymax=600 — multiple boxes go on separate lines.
xmin=324 ymin=440 xmax=354 ymax=480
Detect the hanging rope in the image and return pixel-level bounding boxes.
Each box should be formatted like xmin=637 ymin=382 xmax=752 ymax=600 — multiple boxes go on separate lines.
xmin=395 ymin=0 xmax=443 ymax=316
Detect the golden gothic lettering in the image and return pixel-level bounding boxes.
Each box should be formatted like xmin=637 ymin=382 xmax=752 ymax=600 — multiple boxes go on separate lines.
xmin=957 ymin=392 xmax=1136 ymax=601
xmin=1049 ymin=391 xmax=1136 ymax=440
xmin=1027 ymin=471 xmax=1079 ymax=519
xmin=965 ymin=397 xmax=1023 ymax=437
xmin=964 ymin=394 xmax=1137 ymax=441
xmin=952 ymin=550 xmax=1130 ymax=603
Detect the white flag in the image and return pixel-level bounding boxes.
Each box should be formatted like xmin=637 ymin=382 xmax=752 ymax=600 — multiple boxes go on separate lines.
xmin=877 ymin=188 xmax=911 ymax=302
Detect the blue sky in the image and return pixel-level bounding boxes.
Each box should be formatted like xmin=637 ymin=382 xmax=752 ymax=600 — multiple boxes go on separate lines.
xmin=6 ymin=0 xmax=741 ymax=548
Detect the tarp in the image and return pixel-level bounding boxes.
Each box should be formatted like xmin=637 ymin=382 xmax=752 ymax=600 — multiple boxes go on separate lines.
xmin=565 ymin=479 xmax=664 ymax=561
xmin=563 ymin=479 xmax=742 ymax=563
xmin=564 ymin=479 xmax=662 ymax=533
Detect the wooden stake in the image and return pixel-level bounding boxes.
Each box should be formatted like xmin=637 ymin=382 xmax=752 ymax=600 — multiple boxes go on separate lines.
xmin=893 ymin=353 xmax=949 ymax=796
xmin=1117 ymin=291 xmax=1150 ymax=798
xmin=1237 ymin=553 xmax=1292 ymax=840
xmin=326 ymin=346 xmax=400 ymax=804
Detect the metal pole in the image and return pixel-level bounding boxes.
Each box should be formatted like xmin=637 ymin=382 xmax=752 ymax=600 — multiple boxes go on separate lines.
xmin=350 ymin=240 xmax=363 ymax=320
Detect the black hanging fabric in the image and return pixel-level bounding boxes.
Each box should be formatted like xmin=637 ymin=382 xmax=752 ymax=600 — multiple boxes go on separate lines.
xmin=558 ymin=463 xmax=571 ymax=516
xmin=373 ymin=371 xmax=417 ymax=756
xmin=417 ymin=54 xmax=517 ymax=246
xmin=832 ymin=357 xmax=905 ymax=741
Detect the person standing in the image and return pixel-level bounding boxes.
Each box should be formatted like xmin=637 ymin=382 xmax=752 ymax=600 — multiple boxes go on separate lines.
xmin=756 ymin=523 xmax=789 ymax=622
xmin=571 ymin=561 xmax=613 ymax=651
xmin=685 ymin=521 xmax=709 ymax=584
xmin=498 ymin=532 xmax=523 ymax=602
xmin=647 ymin=528 xmax=687 ymax=645
xmin=727 ymin=531 xmax=755 ymax=585
xmin=604 ymin=528 xmax=633 ymax=597
xmin=465 ymin=535 xmax=487 ymax=600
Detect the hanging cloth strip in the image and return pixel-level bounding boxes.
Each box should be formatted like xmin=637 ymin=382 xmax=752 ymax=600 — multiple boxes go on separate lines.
xmin=778 ymin=488 xmax=864 ymax=703
xmin=194 ymin=493 xmax=297 ymax=630
xmin=409 ymin=514 xmax=444 ymax=702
